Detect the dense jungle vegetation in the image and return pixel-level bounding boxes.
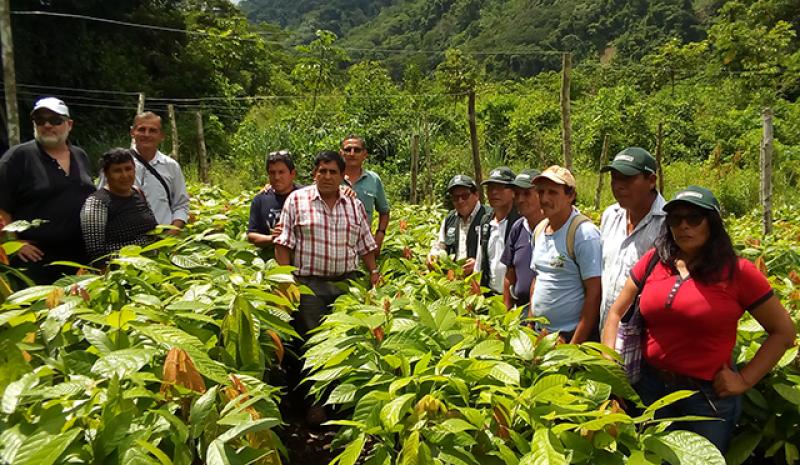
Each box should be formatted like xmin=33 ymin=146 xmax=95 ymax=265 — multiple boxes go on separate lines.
xmin=3 ymin=1 xmax=800 ymax=464
xmin=3 ymin=0 xmax=797 ymax=213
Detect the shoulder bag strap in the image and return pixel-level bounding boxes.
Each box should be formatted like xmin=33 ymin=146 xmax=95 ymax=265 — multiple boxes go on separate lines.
xmin=133 ymin=152 xmax=172 ymax=208
xmin=633 ymin=252 xmax=661 ymax=291
xmin=565 ymin=214 xmax=591 ymax=262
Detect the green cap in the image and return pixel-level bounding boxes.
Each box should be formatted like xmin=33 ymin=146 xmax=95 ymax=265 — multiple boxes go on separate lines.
xmin=601 ymin=147 xmax=657 ymax=175
xmin=447 ymin=174 xmax=477 ymax=191
xmin=663 ymin=185 xmax=721 ymax=214
xmin=481 ymin=166 xmax=516 ymax=185
xmin=511 ymin=168 xmax=541 ymax=189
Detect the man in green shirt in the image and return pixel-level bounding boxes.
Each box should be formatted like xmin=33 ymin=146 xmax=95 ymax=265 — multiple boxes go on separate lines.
xmin=340 ymin=135 xmax=390 ymax=251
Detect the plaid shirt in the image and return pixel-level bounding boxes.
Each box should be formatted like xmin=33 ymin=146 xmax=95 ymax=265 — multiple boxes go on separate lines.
xmin=274 ymin=186 xmax=377 ymax=277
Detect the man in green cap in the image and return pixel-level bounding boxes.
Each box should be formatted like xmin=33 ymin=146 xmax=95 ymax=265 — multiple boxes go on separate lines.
xmin=501 ymin=168 xmax=544 ymax=309
xmin=475 ymin=166 xmax=520 ymax=294
xmin=598 ymin=147 xmax=666 ymax=331
xmin=428 ymin=174 xmax=485 ymax=274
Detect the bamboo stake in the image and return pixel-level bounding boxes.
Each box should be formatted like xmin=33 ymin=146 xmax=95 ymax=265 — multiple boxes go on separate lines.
xmin=760 ymin=108 xmax=773 ymax=235
xmin=594 ymin=134 xmax=610 ymax=210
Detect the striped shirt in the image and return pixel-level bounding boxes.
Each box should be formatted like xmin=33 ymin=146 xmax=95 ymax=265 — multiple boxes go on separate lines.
xmin=599 ymin=194 xmax=666 ymax=330
xmin=274 ymin=185 xmax=377 ymax=277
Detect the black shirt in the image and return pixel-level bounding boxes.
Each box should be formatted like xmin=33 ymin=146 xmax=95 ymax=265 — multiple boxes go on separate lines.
xmin=247 ymin=185 xmax=301 ymax=235
xmin=80 ymin=188 xmax=158 ymax=263
xmin=0 ymin=140 xmax=95 ymax=248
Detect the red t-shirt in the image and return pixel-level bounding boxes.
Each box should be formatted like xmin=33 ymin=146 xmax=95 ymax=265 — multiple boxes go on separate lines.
xmin=631 ymin=249 xmax=773 ymax=381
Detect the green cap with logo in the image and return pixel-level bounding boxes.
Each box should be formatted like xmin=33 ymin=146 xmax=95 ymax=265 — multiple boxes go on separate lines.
xmin=481 ymin=166 xmax=516 ymax=185
xmin=663 ymin=185 xmax=721 ymax=214
xmin=511 ymin=168 xmax=541 ymax=189
xmin=601 ymin=147 xmax=657 ymax=176
xmin=447 ymin=174 xmax=478 ymax=192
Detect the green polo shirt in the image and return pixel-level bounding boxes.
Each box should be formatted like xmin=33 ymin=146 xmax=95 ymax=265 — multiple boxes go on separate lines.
xmin=345 ymin=169 xmax=390 ymax=224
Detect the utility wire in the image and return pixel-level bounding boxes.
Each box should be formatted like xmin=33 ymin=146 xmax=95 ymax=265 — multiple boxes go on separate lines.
xmin=11 ymin=10 xmax=287 ymax=44
xmin=9 ymin=81 xmax=468 ymax=102
xmin=10 ymin=10 xmax=571 ymax=56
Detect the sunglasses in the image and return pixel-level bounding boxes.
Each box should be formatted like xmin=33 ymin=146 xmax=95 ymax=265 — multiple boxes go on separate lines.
xmin=33 ymin=115 xmax=67 ymax=126
xmin=450 ymin=192 xmax=472 ymax=202
xmin=343 ymin=146 xmax=364 ymax=153
xmin=666 ymin=211 xmax=705 ymax=228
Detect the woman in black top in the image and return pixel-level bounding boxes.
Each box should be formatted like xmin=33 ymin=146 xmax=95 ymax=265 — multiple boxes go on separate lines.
xmin=80 ymin=148 xmax=158 ymax=265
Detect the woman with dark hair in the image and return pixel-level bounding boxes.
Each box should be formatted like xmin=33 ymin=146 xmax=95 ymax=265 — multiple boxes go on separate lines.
xmin=602 ymin=185 xmax=795 ymax=453
xmin=80 ymin=148 xmax=158 ymax=265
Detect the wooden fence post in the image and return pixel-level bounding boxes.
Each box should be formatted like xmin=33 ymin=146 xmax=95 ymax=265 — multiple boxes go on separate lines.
xmin=196 ymin=111 xmax=209 ymax=184
xmin=168 ymin=104 xmax=179 ymax=161
xmin=656 ymin=122 xmax=665 ymax=193
xmin=424 ymin=122 xmax=433 ymax=203
xmin=560 ymin=52 xmax=572 ymax=171
xmin=760 ymin=108 xmax=773 ymax=235
xmin=594 ymin=134 xmax=610 ymax=210
xmin=1 ymin=0 xmax=19 ymax=146
xmin=467 ymin=90 xmax=484 ymax=202
xmin=137 ymin=93 xmax=145 ymax=114
xmin=410 ymin=133 xmax=419 ymax=204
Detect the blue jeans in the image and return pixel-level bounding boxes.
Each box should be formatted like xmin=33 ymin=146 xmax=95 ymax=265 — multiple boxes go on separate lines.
xmin=635 ymin=364 xmax=741 ymax=453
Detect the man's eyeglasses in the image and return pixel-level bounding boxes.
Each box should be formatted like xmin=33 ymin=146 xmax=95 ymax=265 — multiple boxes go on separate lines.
xmin=450 ymin=192 xmax=472 ymax=202
xmin=33 ymin=115 xmax=67 ymax=126
xmin=666 ymin=212 xmax=705 ymax=228
xmin=343 ymin=146 xmax=364 ymax=153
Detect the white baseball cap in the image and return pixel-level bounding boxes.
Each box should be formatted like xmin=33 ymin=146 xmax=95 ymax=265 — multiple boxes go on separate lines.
xmin=31 ymin=97 xmax=70 ymax=117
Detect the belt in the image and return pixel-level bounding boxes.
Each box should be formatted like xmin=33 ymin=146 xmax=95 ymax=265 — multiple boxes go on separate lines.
xmin=651 ymin=367 xmax=707 ymax=387
xmin=296 ymin=271 xmax=361 ymax=282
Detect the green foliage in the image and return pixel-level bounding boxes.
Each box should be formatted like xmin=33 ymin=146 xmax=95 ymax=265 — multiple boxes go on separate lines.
xmin=0 ymin=186 xmax=298 ymax=464
xmin=300 ymin=206 xmax=727 ymax=465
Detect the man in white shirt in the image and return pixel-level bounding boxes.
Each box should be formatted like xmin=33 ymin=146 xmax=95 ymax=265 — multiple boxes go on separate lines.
xmin=122 ymin=112 xmax=190 ymax=232
xmin=599 ymin=147 xmax=665 ymax=331
xmin=475 ymin=166 xmax=519 ymax=295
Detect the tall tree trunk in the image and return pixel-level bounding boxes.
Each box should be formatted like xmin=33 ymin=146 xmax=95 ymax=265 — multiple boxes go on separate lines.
xmin=1 ymin=0 xmax=19 ymax=146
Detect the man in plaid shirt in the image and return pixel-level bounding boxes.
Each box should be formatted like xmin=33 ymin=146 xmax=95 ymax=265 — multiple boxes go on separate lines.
xmin=274 ymin=150 xmax=379 ymax=424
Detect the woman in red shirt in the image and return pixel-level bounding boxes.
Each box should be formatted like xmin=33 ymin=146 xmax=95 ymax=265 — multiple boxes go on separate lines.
xmin=602 ymin=185 xmax=795 ymax=453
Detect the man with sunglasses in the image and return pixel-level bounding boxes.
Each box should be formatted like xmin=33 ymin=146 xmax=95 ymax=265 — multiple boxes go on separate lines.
xmin=427 ymin=174 xmax=485 ymax=274
xmin=340 ymin=135 xmax=390 ymax=251
xmin=0 ymin=97 xmax=95 ymax=283
xmin=247 ymin=150 xmax=301 ymax=252
xmin=598 ymin=147 xmax=666 ymax=331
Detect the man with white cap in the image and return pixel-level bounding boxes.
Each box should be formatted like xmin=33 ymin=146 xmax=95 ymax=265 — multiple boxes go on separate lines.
xmin=598 ymin=147 xmax=665 ymax=331
xmin=0 ymin=97 xmax=95 ymax=283
xmin=529 ymin=165 xmax=602 ymax=343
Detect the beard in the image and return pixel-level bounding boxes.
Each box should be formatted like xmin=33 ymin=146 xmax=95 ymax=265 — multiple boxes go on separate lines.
xmin=34 ymin=126 xmax=69 ymax=148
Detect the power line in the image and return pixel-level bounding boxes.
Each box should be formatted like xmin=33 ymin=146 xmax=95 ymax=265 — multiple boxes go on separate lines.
xmin=11 ymin=10 xmax=288 ymax=44
xmin=10 ymin=10 xmax=573 ymax=57
xmin=18 ymin=83 xmax=140 ymax=96
xmin=342 ymin=46 xmax=567 ymax=56
xmin=9 ymin=81 xmax=467 ymax=102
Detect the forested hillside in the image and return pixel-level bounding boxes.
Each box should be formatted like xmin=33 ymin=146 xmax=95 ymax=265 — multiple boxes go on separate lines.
xmin=240 ymin=0 xmax=714 ymax=76
xmin=4 ymin=0 xmax=800 ymax=210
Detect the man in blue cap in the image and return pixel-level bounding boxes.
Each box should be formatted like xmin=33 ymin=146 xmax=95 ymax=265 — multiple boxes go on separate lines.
xmin=428 ymin=174 xmax=485 ymax=274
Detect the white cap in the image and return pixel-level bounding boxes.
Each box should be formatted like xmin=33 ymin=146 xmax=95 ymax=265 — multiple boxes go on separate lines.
xmin=32 ymin=97 xmax=70 ymax=117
